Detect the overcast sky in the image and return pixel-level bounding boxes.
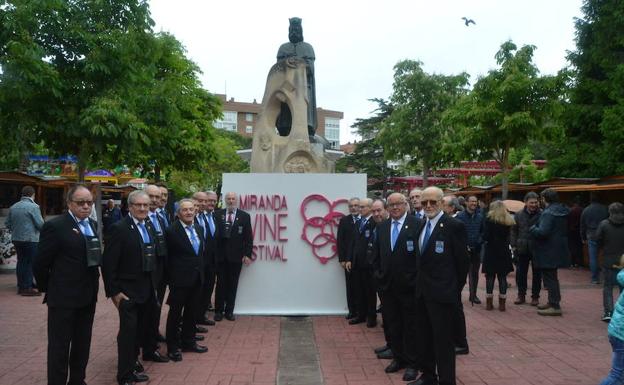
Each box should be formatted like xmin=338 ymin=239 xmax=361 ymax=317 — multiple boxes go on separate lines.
xmin=149 ymin=0 xmax=583 ymax=144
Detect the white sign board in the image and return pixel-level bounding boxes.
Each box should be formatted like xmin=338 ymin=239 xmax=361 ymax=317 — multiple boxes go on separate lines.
xmin=222 ymin=173 xmax=367 ymax=315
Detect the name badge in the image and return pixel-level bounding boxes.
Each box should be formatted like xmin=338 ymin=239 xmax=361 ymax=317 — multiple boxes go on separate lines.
xmin=238 ymin=225 xmax=243 ymax=235
xmin=406 ymin=240 xmax=414 ymax=252
xmin=435 ymin=240 xmax=444 ymax=254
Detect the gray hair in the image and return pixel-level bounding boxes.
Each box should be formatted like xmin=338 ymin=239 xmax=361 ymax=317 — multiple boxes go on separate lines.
xmin=177 ymin=198 xmax=195 ymax=213
xmin=128 ymin=190 xmax=149 ymax=204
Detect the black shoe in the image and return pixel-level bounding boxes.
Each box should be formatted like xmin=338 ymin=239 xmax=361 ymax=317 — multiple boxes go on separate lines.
xmin=384 ymin=360 xmax=405 ymax=373
xmin=214 ymin=312 xmax=223 ymax=321
xmin=455 ymin=345 xmax=469 ymax=355
xmin=181 ymin=343 xmax=208 ymax=353
xmin=131 ymin=371 xmax=149 ymax=383
xmin=225 ymin=313 xmax=235 ymax=321
xmin=602 ymin=311 xmax=613 ymax=322
xmin=345 ymin=312 xmax=356 ymax=320
xmin=195 ymin=325 xmax=208 ymax=333
xmin=134 ymin=360 xmax=144 ymax=373
xmin=366 ymin=318 xmax=377 ymax=328
xmin=348 ymin=317 xmax=365 ymax=325
xmin=197 ymin=317 xmax=216 ymax=326
xmin=470 ymin=296 xmax=481 ymax=304
xmin=376 ymin=349 xmax=394 ymax=360
xmin=403 ymin=368 xmax=418 ymax=381
xmin=167 ymin=350 xmax=183 ymax=362
xmin=194 ymin=334 xmax=205 ymax=341
xmin=142 ymin=350 xmax=169 ymax=362
xmin=374 ymin=345 xmax=390 ymax=354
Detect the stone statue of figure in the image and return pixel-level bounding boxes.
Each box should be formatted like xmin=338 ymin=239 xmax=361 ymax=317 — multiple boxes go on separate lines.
xmin=276 ymin=17 xmax=317 ymax=140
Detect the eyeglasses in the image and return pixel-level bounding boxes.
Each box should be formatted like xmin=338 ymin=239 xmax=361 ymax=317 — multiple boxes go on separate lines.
xmin=131 ymin=203 xmax=149 ymax=208
xmin=388 ymin=202 xmax=405 ymax=208
xmin=72 ymin=200 xmax=94 ymax=206
xmin=422 ymin=200 xmax=440 ymax=207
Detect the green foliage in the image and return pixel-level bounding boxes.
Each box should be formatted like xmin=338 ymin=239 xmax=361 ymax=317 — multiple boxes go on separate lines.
xmin=378 ymin=60 xmax=469 ymax=185
xmin=446 ymin=41 xmax=563 ymax=197
xmin=549 ymin=0 xmax=624 ymax=177
xmin=336 ymin=98 xmax=397 ymax=180
xmin=0 ymin=0 xmax=221 ymax=181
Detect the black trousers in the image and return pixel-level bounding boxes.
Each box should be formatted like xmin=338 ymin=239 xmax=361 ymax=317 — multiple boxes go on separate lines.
xmin=215 ymin=262 xmax=243 ymax=314
xmin=345 ymin=269 xmax=356 ymax=316
xmin=453 ymin=291 xmax=468 ymax=349
xmin=416 ymin=297 xmax=457 ymax=385
xmin=541 ymin=268 xmax=561 ymax=308
xmin=467 ymin=247 xmax=481 ymax=300
xmin=198 ymin=267 xmax=216 ymax=320
xmin=516 ymin=252 xmax=542 ymax=298
xmin=48 ymin=303 xmax=96 ymax=385
xmin=116 ymin=297 xmax=152 ymax=383
xmin=166 ymin=277 xmax=202 ymax=351
xmin=377 ymin=288 xmax=392 ymax=347
xmin=144 ymin=279 xmax=167 ymax=354
xmin=353 ymin=268 xmax=377 ymax=321
xmin=383 ymin=283 xmax=419 ymax=368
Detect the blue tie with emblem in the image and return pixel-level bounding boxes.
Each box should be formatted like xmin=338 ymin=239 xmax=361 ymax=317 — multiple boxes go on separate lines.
xmin=79 ymin=220 xmax=94 ymax=236
xmin=391 ymin=220 xmax=400 ymax=251
xmin=422 ymin=220 xmax=432 ymax=250
xmin=207 ymin=212 xmax=215 ymax=237
xmin=187 ymin=225 xmax=200 ymax=255
xmin=138 ymin=222 xmax=150 ymax=243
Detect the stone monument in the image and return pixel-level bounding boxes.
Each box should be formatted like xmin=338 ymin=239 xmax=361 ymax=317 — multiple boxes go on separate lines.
xmin=250 ymin=18 xmax=334 ymax=173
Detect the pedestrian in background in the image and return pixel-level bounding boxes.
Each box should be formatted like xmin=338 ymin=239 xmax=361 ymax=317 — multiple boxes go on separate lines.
xmin=599 ymin=255 xmax=624 ymax=385
xmin=5 ymin=185 xmax=44 ymax=296
xmin=596 ymin=202 xmax=624 ymax=322
xmin=581 ymin=192 xmax=609 ymax=284
xmin=481 ymin=200 xmax=515 ymax=311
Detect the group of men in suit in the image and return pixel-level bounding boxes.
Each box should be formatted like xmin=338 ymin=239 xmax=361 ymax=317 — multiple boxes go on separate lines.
xmin=33 ymin=185 xmax=253 ymax=385
xmin=338 ymin=188 xmax=470 ymax=385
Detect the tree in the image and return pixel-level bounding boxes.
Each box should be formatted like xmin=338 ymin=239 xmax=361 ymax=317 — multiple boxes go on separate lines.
xmin=378 ymin=60 xmax=469 ymax=187
xmin=0 ymin=0 xmax=220 ymax=180
xmin=446 ymin=41 xmax=563 ymax=198
xmin=548 ymin=0 xmax=624 ymax=177
xmin=336 ymin=98 xmax=397 ymax=181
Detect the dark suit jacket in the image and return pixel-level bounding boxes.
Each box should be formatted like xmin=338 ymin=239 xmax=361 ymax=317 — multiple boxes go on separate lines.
xmin=215 ymin=208 xmax=253 ymax=264
xmin=165 ymin=220 xmax=204 ymax=288
xmin=337 ymin=214 xmax=359 ymax=263
xmin=199 ymin=211 xmax=219 ymax=270
xmin=372 ymin=214 xmax=423 ymax=290
xmin=102 ymin=215 xmax=155 ymax=304
xmin=415 ymin=213 xmax=470 ymax=303
xmin=350 ymin=216 xmax=376 ymax=270
xmin=146 ymin=212 xmax=168 ymax=287
xmin=33 ymin=213 xmax=100 ymax=308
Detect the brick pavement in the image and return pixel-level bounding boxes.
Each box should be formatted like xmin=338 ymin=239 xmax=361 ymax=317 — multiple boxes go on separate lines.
xmin=314 ymin=267 xmax=613 ymax=385
xmin=0 ymin=267 xmax=614 ymax=385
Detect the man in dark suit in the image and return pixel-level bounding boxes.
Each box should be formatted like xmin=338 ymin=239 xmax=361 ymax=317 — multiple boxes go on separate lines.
xmin=214 ymin=192 xmax=253 ymax=321
xmin=34 ymin=185 xmax=100 ymax=385
xmin=410 ymin=187 xmax=469 ymax=385
xmin=102 ymin=190 xmax=157 ymax=385
xmin=195 ymin=191 xmax=219 ymax=325
xmin=157 ymin=185 xmax=172 ymax=228
xmin=164 ymin=199 xmax=208 ymax=361
xmin=346 ymin=198 xmax=378 ymax=327
xmin=142 ymin=184 xmax=170 ymax=363
xmin=337 ymin=197 xmax=360 ymax=319
xmin=373 ymin=193 xmax=423 ymax=382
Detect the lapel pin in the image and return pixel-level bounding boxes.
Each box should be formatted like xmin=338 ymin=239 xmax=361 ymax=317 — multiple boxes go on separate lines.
xmin=72 ymin=228 xmax=79 ymax=234
xmin=405 ymin=225 xmax=408 ymax=229
xmin=440 ymin=223 xmax=444 ymax=228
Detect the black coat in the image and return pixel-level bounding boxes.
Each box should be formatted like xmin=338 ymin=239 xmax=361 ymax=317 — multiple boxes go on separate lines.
xmin=146 ymin=212 xmax=168 ymax=287
xmin=415 ymin=214 xmax=469 ymax=304
xmin=372 ymin=214 xmax=423 ymax=290
xmin=197 ymin=211 xmax=219 ymax=270
xmin=350 ymin=216 xmax=376 ymax=270
xmin=102 ymin=215 xmax=156 ymax=304
xmin=33 ymin=213 xmax=100 ymax=308
xmin=337 ymin=214 xmax=359 ymax=263
xmin=165 ymin=220 xmax=204 ymax=288
xmin=530 ymin=203 xmax=571 ymax=269
xmin=215 ymin=208 xmax=253 ymax=264
xmin=510 ymin=207 xmax=541 ymax=256
xmin=481 ymin=219 xmax=514 ymax=275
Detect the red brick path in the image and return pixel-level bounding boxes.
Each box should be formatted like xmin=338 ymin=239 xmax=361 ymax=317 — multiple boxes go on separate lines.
xmin=0 ymin=267 xmax=613 ymax=385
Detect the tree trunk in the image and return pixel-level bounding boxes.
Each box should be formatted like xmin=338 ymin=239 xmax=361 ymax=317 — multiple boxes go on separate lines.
xmin=501 ymin=155 xmax=510 ymax=200
xmin=422 ymin=159 xmax=430 ymax=188
xmin=77 ymin=142 xmax=88 ymax=183
xmin=154 ymin=163 xmax=161 ymax=182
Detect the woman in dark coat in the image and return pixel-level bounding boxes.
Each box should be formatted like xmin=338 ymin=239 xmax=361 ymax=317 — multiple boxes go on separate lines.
xmin=482 ymin=200 xmax=515 ymax=311
xmin=596 ymin=202 xmax=624 ymax=322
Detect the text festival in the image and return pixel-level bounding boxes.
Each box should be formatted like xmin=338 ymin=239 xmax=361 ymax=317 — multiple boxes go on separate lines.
xmin=239 ymin=194 xmax=288 ymax=262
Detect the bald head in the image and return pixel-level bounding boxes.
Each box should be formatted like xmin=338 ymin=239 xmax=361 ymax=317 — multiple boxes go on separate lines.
xmin=387 ymin=193 xmax=408 ymax=220
xmin=145 ymin=185 xmax=161 ymax=212
xmin=421 ymin=187 xmax=444 ymax=219
xmin=193 ymin=191 xmax=209 ymax=212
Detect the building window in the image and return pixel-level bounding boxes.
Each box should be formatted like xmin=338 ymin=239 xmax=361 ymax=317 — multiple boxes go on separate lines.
xmin=324 ymin=118 xmax=340 ymax=149
xmin=245 ymin=113 xmax=254 ymax=122
xmin=214 ymin=111 xmax=238 ymax=131
xmin=246 ymin=125 xmax=253 ymax=134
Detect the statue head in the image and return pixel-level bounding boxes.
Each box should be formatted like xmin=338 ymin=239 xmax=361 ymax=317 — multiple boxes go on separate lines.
xmin=288 ymin=17 xmax=304 ymax=43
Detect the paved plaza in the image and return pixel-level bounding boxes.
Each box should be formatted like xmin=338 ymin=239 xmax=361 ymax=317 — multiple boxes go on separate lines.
xmin=0 ymin=267 xmax=612 ymax=385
